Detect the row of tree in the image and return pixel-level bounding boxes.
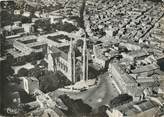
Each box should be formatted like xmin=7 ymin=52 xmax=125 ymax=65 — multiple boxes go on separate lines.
xmin=16 ymin=59 xmax=71 ymax=93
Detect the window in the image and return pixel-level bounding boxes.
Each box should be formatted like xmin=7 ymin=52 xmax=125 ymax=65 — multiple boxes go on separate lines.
xmin=66 ymin=67 xmax=68 ymax=72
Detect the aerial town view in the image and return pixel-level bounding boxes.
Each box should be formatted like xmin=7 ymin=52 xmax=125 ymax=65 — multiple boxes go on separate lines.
xmin=0 ymin=0 xmax=164 ymax=116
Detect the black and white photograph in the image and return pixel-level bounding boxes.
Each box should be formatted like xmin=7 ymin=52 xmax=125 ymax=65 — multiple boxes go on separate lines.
xmin=0 ymin=0 xmax=164 ymax=116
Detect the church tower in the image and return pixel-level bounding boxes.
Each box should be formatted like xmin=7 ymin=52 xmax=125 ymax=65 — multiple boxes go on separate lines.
xmin=68 ymin=38 xmax=76 ymax=83
xmin=82 ymin=37 xmax=88 ymax=81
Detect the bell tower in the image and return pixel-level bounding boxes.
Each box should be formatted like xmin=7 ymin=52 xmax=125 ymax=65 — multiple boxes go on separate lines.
xmin=68 ymin=38 xmax=76 ymax=83
xmin=82 ymin=37 xmax=88 ymax=81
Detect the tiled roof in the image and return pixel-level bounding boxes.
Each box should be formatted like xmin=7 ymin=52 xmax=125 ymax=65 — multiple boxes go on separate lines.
xmin=50 ymin=46 xmax=68 ymax=61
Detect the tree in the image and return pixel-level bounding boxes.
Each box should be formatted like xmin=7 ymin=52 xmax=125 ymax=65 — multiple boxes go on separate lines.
xmin=59 ymin=94 xmax=92 ymax=116
xmin=34 ymin=19 xmax=51 ymax=32
xmin=21 ymin=16 xmax=32 ymax=23
xmin=28 ymin=52 xmax=36 ymax=62
xmin=1 ymin=61 xmax=14 ymax=78
xmin=51 ymin=21 xmax=78 ymax=33
xmin=110 ymin=94 xmax=133 ymax=107
xmin=39 ymin=59 xmax=48 ymax=68
xmin=39 ymin=71 xmax=58 ymax=92
xmin=31 ymin=60 xmax=37 ymax=65
xmin=28 ymin=67 xmax=43 ymax=78
xmin=39 ymin=71 xmax=71 ymax=93
xmin=17 ymin=68 xmax=29 ymax=77
xmin=6 ymin=54 xmax=14 ymax=65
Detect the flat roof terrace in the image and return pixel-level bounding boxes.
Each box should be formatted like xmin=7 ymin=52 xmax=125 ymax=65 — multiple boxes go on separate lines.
xmin=16 ymin=35 xmax=37 ymax=42
xmin=7 ymin=49 xmax=30 ymax=58
xmin=47 ymin=34 xmax=73 ymax=43
xmin=132 ymin=63 xmax=160 ymax=74
xmin=26 ymin=41 xmax=46 ymax=48
xmin=112 ymin=63 xmax=137 ymax=84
